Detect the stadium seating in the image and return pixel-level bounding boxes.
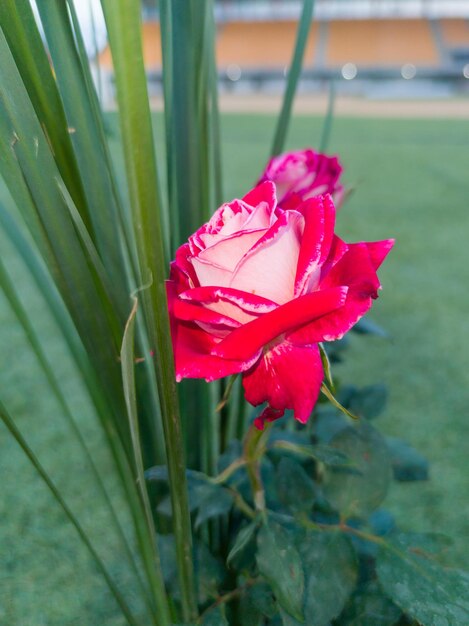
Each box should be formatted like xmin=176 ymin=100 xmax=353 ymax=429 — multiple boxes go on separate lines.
xmin=325 ymin=19 xmax=440 ymax=67
xmin=216 ymin=20 xmax=318 ymax=68
xmin=98 ymin=17 xmax=468 ymax=73
xmin=440 ymin=18 xmax=469 ymax=48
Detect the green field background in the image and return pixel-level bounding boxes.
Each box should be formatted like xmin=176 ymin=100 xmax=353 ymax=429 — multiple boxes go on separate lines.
xmin=0 ymin=113 xmax=468 ymax=625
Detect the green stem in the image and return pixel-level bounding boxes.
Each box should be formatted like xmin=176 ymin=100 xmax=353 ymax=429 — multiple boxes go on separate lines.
xmin=243 ymin=424 xmax=271 ymax=516
xmin=224 ymin=375 xmax=242 ymax=449
xmin=229 ymin=489 xmax=257 ymax=520
xmin=211 ymin=458 xmax=246 ymax=485
xmin=197 ymin=578 xmax=258 ymax=624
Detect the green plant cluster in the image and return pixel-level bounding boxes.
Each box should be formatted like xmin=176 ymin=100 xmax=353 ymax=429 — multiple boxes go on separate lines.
xmin=147 ymin=337 xmax=468 ymax=625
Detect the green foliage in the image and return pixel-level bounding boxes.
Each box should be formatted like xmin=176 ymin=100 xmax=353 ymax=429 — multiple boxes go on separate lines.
xmin=275 ymin=457 xmax=315 ymax=513
xmin=376 ymin=534 xmax=469 ymax=625
xmin=299 ymin=530 xmax=358 ymax=625
xmin=339 ymin=582 xmax=402 ymax=626
xmin=226 ymin=521 xmax=259 ymax=569
xmin=386 ymin=436 xmax=430 ymax=482
xmin=200 ymin=607 xmax=229 ymax=625
xmin=322 ymin=420 xmax=392 ymax=519
xmin=346 ymin=384 xmax=388 ymax=420
xmin=256 ymin=522 xmax=305 ymax=621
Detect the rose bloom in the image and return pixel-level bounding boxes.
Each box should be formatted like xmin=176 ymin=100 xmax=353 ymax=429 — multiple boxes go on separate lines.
xmin=259 ymin=148 xmax=344 ymax=211
xmin=167 ymin=181 xmax=393 ymax=428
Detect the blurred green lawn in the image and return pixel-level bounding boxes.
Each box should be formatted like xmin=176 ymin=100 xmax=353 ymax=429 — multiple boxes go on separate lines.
xmin=1 ymin=113 xmax=468 ymax=625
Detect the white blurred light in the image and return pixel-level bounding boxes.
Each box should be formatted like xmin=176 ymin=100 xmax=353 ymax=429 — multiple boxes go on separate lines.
xmin=401 ymin=63 xmax=417 ymax=79
xmin=463 ymin=64 xmax=469 ymax=79
xmin=341 ymin=63 xmax=358 ymax=80
xmin=226 ymin=64 xmax=242 ymax=81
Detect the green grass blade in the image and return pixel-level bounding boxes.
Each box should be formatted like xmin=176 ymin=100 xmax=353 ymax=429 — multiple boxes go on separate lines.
xmin=199 ymin=0 xmax=223 ymax=214
xmin=271 ymin=0 xmax=315 ymax=156
xmin=162 ymin=0 xmax=223 ymax=487
xmin=0 ymin=29 xmax=170 ymax=611
xmin=0 ymin=0 xmax=93 ymax=235
xmin=208 ymin=22 xmax=223 ymax=209
xmin=34 ymin=1 xmax=129 ymax=307
xmin=0 ymin=255 xmax=155 ymax=616
xmin=0 ymin=26 xmax=125 ymax=415
xmin=319 ymin=80 xmax=336 ymax=153
xmin=158 ymin=0 xmax=178 ymax=248
xmin=165 ymin=0 xmax=201 ymax=245
xmin=56 ymin=178 xmax=120 ymax=333
xmin=121 ymin=297 xmax=171 ymax=626
xmin=99 ymin=0 xmax=197 ymax=620
xmin=0 ymin=205 xmax=168 ymax=624
xmin=0 ymin=401 xmax=143 ymax=626
xmin=88 ymin=0 xmax=104 ymax=104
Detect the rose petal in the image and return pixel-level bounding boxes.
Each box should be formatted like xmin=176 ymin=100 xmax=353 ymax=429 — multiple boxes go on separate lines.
xmin=180 ymin=286 xmax=278 ymax=313
xmin=211 ymin=287 xmax=348 ymax=361
xmin=171 ymin=243 xmax=198 ymax=290
xmin=230 ymin=209 xmax=304 ymax=303
xmin=294 ymin=194 xmax=336 ymax=296
xmin=167 ymin=282 xmax=260 ymax=381
xmin=190 ymin=255 xmax=233 ymax=288
xmin=290 ymin=242 xmax=390 ymax=344
xmin=191 ymin=199 xmax=251 ymax=252
xmin=179 ymin=285 xmax=278 ymax=324
xmin=242 ymin=180 xmax=277 ymax=213
xmin=198 ymin=228 xmax=268 ymax=272
xmin=173 ymin=322 xmax=261 ymax=381
xmin=173 ymin=297 xmax=241 ymax=329
xmin=253 ymin=406 xmax=284 ymax=430
xmin=365 ymin=239 xmax=395 ymax=270
xmin=319 ymin=235 xmax=349 ymax=280
xmin=243 ymin=341 xmax=323 ymax=424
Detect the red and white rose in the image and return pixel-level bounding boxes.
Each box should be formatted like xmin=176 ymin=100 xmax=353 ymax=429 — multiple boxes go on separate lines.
xmin=259 ymin=148 xmax=344 ymax=211
xmin=167 ymin=181 xmax=393 ymax=428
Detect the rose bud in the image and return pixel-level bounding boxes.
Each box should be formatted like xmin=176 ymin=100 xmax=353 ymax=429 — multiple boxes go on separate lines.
xmin=167 ymin=181 xmax=393 ymax=428
xmin=259 ymin=148 xmax=344 ymax=211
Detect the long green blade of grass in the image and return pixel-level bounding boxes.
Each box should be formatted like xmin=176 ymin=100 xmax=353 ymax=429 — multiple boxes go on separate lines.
xmin=0 ymin=26 xmax=122 ymax=376
xmin=271 ymin=0 xmax=315 ymax=156
xmin=0 ymin=20 xmax=171 ymax=619
xmin=63 ymin=1 xmax=167 ymax=467
xmin=163 ymin=0 xmax=199 ymax=246
xmin=35 ymin=1 xmax=129 ymax=311
xmin=0 ymin=205 xmax=167 ymax=625
xmin=319 ymin=80 xmax=336 ymax=153
xmin=0 ymin=255 xmax=155 ymax=618
xmin=99 ymin=0 xmax=198 ymax=620
xmin=121 ymin=297 xmax=171 ymax=626
xmin=0 ymin=0 xmax=93 ymax=235
xmin=161 ymin=0 xmax=223 ymax=479
xmin=0 ymin=401 xmax=143 ymax=626
xmin=206 ymin=1 xmax=223 ymax=210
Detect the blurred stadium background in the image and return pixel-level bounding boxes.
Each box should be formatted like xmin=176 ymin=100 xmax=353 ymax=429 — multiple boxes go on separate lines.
xmin=95 ymin=0 xmax=469 ymax=107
